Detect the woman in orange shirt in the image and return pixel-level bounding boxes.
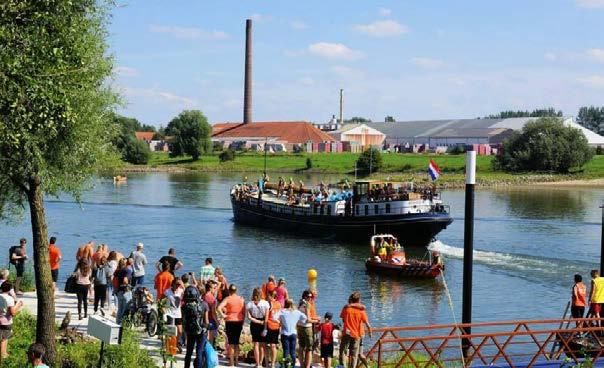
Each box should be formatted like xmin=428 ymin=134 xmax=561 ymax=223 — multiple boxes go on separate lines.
xmin=218 ymin=284 xmax=245 ymax=367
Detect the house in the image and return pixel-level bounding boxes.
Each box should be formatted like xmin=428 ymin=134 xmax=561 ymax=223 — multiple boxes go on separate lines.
xmin=212 ymin=121 xmax=334 ymax=152
xmin=134 ymin=131 xmax=154 ymax=143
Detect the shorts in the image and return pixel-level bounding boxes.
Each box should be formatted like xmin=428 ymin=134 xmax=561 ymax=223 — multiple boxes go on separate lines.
xmin=320 ymin=343 xmax=334 ymax=358
xmin=15 ymin=263 xmax=24 ymax=277
xmin=166 ymin=316 xmax=182 ymax=326
xmin=297 ymin=325 xmax=314 ymax=350
xmin=340 ymin=334 xmax=361 ymax=357
xmin=51 ymin=269 xmax=59 ymax=283
xmin=591 ymin=303 xmax=603 ymax=315
xmin=0 ymin=325 xmax=12 ymax=340
xmin=225 ymin=321 xmax=244 ymax=345
xmin=207 ymin=320 xmax=218 ymax=331
xmin=266 ymin=328 xmax=280 ymax=344
xmin=250 ymin=321 xmax=265 ymax=343
xmin=571 ymin=305 xmax=585 ymax=319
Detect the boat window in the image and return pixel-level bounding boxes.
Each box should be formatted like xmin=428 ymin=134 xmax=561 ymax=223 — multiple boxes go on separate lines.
xmin=364 ymin=205 xmax=369 ymax=215
xmin=374 ymin=204 xmax=379 ymax=214
xmin=386 ymin=203 xmax=391 ymax=214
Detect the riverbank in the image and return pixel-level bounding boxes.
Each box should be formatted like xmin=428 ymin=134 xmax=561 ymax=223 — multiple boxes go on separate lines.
xmin=118 ymin=152 xmax=604 ymax=188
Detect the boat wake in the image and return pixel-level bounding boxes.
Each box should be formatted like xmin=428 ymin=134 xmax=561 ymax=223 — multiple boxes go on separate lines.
xmin=428 ymin=240 xmax=596 ymax=285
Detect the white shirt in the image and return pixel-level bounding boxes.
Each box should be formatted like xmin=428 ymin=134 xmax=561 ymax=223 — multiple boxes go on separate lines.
xmin=164 ymin=288 xmax=183 ymax=319
xmin=0 ymin=293 xmax=15 ymax=326
xmin=246 ymin=300 xmax=270 ymax=320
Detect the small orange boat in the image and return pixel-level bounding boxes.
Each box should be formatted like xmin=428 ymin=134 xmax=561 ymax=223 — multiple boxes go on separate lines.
xmin=365 ymin=234 xmax=443 ymax=278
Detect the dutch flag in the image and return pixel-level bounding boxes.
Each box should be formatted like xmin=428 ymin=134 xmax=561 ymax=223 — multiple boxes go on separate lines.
xmin=428 ymin=159 xmax=441 ymax=181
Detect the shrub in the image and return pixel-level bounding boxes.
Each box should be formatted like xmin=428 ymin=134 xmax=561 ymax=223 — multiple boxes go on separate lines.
xmin=219 ymin=149 xmax=235 ymax=162
xmin=356 ymin=147 xmax=383 ymax=174
xmin=212 ymin=141 xmax=224 ymax=152
xmin=7 ymin=263 xmax=35 ymax=292
xmin=596 ymin=146 xmax=603 ymax=155
xmin=447 ymin=144 xmax=466 ymax=155
xmin=306 ymin=157 xmax=313 ymax=169
xmin=122 ymin=136 xmax=151 ymax=165
xmin=494 ymin=117 xmax=594 ymax=173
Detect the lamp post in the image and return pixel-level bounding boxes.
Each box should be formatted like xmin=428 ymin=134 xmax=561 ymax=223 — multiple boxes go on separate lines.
xmin=462 ymin=146 xmax=476 ymax=357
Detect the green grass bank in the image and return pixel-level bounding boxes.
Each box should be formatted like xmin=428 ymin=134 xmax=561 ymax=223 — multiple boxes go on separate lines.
xmin=121 ymin=152 xmax=604 ymax=187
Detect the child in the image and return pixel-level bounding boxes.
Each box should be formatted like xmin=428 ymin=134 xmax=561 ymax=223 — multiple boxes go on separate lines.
xmin=320 ymin=312 xmax=335 ymax=368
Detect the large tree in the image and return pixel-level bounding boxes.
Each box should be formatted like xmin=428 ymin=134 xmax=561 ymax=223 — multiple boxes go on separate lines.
xmin=166 ymin=110 xmax=212 ymax=160
xmin=577 ymin=106 xmax=604 ymax=133
xmin=0 ymin=1 xmax=117 ymax=363
xmin=487 ymin=108 xmax=563 ymax=119
xmin=494 ymin=117 xmax=594 ymax=173
xmin=111 ymin=113 xmax=151 ymax=164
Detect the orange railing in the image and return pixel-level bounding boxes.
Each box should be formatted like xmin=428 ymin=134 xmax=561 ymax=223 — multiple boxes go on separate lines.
xmin=363 ymin=318 xmax=604 ymax=368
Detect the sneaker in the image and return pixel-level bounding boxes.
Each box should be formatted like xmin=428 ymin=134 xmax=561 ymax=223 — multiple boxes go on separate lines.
xmin=100 ymin=308 xmax=105 ymax=317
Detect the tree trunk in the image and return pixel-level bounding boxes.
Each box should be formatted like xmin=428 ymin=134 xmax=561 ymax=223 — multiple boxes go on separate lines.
xmin=27 ymin=180 xmax=56 ymax=365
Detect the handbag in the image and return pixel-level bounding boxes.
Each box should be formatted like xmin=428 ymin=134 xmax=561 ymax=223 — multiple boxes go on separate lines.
xmin=64 ymin=274 xmax=78 ymax=294
xmin=204 ymin=341 xmax=219 ymax=368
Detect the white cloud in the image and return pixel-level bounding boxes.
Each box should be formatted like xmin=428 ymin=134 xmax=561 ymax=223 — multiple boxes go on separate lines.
xmin=378 ymin=7 xmax=392 ymax=16
xmin=410 ymin=57 xmax=446 ymax=69
xmin=149 ymin=25 xmax=228 ymax=40
xmin=298 ymin=77 xmax=315 ymax=85
xmin=290 ymin=20 xmax=308 ymax=30
xmin=308 ymin=42 xmax=364 ymax=60
xmin=115 ymin=66 xmax=138 ymax=77
xmin=354 ymin=20 xmax=408 ymax=37
xmin=587 ymin=48 xmax=604 ymax=63
xmin=544 ymin=52 xmax=557 ymax=61
xmin=121 ymin=86 xmax=197 ymax=107
xmin=576 ymin=0 xmax=604 ymax=8
xmin=578 ymin=75 xmax=604 ymax=88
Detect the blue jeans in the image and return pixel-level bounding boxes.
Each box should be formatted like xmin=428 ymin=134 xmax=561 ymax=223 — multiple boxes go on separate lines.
xmin=281 ymin=334 xmax=297 ymax=363
xmin=184 ymin=333 xmax=206 ymax=368
xmin=132 ymin=275 xmax=144 ymax=287
xmin=116 ymin=290 xmax=132 ymax=325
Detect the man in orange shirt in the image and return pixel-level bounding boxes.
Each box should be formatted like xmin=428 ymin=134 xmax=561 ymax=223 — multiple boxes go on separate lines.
xmin=154 ymin=261 xmax=174 ymax=301
xmin=48 ymin=237 xmax=62 ymax=292
xmin=572 ymin=274 xmax=587 ymax=327
xmin=339 ymin=291 xmax=372 ymax=368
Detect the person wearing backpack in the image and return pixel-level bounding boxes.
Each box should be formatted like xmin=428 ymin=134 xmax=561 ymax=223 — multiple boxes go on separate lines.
xmin=9 ymin=238 xmax=28 ymax=295
xmin=182 ymin=285 xmax=209 ymax=368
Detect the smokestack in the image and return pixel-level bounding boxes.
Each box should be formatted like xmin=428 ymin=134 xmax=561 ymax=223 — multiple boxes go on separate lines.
xmin=243 ymin=19 xmax=253 ymax=124
xmin=339 ymin=89 xmax=344 ymax=125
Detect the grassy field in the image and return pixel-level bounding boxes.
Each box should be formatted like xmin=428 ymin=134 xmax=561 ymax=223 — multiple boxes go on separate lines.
xmin=131 ymin=152 xmax=604 ymax=187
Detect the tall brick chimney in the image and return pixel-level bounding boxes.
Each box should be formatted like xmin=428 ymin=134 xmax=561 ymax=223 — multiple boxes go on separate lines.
xmin=243 ymin=19 xmax=252 ymax=124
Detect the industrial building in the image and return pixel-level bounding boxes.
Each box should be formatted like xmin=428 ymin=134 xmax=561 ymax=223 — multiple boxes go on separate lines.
xmin=328 ymin=124 xmax=386 ymax=151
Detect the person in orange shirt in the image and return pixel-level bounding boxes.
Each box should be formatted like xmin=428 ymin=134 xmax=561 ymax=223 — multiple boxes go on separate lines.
xmin=218 ymin=284 xmax=245 ymax=367
xmin=154 ymin=261 xmax=174 ymax=301
xmin=261 ymin=275 xmax=276 ymax=299
xmin=266 ymin=290 xmax=281 ymax=368
xmin=572 ymin=274 xmax=587 ymax=327
xmin=48 ymin=237 xmax=62 ymax=292
xmin=339 ymin=291 xmax=372 ymax=368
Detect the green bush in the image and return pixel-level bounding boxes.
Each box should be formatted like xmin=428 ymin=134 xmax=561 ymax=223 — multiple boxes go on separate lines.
xmin=356 ymin=147 xmax=383 ymax=174
xmin=494 ymin=117 xmax=594 ymax=173
xmin=6 ymin=262 xmax=35 ymax=292
xmin=122 ymin=136 xmax=151 ymax=165
xmin=219 ymin=149 xmax=235 ymax=162
xmin=3 ymin=313 xmax=159 ymax=368
xmin=306 ymin=157 xmax=313 ymax=169
xmin=596 ymin=146 xmax=603 ymax=155
xmin=446 ymin=144 xmax=465 ymax=155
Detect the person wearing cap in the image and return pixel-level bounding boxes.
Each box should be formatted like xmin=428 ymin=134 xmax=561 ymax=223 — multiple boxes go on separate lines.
xmin=130 ymin=243 xmax=147 ymax=287
xmin=320 ymin=312 xmax=335 ymax=368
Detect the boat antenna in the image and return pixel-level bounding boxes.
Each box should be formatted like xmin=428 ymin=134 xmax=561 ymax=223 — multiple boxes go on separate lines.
xmin=263 ymin=136 xmax=268 ymax=177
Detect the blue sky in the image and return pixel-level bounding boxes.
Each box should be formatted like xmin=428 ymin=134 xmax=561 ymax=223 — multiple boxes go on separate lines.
xmin=109 ymin=0 xmax=604 ymax=126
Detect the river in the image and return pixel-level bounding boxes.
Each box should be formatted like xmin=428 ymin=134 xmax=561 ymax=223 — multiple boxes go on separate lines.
xmin=0 ymin=172 xmax=602 ymax=330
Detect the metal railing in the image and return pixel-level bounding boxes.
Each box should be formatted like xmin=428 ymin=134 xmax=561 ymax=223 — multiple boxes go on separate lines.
xmin=363 ymin=318 xmax=604 ymax=368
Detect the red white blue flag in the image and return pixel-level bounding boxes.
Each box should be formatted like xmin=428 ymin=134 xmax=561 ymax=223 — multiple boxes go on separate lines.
xmin=428 ymin=159 xmax=441 ymax=181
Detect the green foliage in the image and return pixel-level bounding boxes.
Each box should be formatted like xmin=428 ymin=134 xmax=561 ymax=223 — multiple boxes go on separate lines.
xmin=446 ymin=144 xmax=466 ymax=155
xmin=596 ymin=146 xmax=603 ymax=155
xmin=111 ymin=114 xmax=151 ymax=165
xmin=0 ymin=0 xmax=120 ymax=206
xmin=494 ymin=117 xmax=594 ymax=173
xmin=219 ymin=149 xmax=236 ymax=162
xmin=213 ymin=141 xmax=225 ymax=152
xmin=385 ymin=116 xmax=396 ymax=122
xmin=577 ymin=106 xmax=604 ymax=133
xmin=346 ymin=116 xmax=372 ymax=123
xmin=122 ymin=136 xmax=150 ymax=165
xmin=306 ymin=157 xmax=313 ymax=169
xmin=356 ymin=147 xmax=383 ymax=174
xmin=7 ymin=263 xmax=35 ymax=292
xmin=3 ymin=313 xmax=159 ymax=368
xmin=487 ymin=108 xmax=563 ymax=119
xmin=166 ymin=110 xmax=212 ymax=160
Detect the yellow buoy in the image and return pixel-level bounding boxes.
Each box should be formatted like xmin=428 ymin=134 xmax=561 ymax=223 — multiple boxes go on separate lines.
xmin=307 ymin=268 xmax=317 ymax=281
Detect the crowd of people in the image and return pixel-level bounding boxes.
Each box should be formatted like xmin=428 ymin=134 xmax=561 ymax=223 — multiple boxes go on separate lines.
xmin=2 ymin=237 xmax=374 ymax=368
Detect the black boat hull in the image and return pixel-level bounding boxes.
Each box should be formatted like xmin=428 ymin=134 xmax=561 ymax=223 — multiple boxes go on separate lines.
xmin=231 ymin=198 xmax=453 ymax=246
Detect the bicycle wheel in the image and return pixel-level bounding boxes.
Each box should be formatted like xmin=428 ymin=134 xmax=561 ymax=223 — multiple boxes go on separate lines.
xmin=146 ymin=309 xmax=158 ymax=337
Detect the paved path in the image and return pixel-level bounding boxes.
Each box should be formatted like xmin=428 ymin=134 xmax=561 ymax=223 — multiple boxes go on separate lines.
xmin=19 ymin=290 xmax=258 ymax=368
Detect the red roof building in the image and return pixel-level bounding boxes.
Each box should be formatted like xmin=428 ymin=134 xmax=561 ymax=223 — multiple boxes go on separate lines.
xmin=212 ymin=121 xmax=334 ymax=144
xmin=135 ymin=131 xmax=155 ymax=142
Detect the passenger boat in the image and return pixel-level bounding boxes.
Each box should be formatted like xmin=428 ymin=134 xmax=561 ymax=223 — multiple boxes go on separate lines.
xmin=364 ymin=234 xmax=444 ymax=278
xmin=230 ymin=178 xmax=452 ymax=246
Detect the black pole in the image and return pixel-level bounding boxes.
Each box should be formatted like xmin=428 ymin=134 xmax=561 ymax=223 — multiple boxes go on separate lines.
xmin=263 ymin=136 xmax=267 ymax=177
xmin=462 ymin=146 xmax=476 ymax=358
xmin=600 ymin=205 xmax=604 ymax=276
xmin=98 ymin=341 xmax=105 ymax=368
